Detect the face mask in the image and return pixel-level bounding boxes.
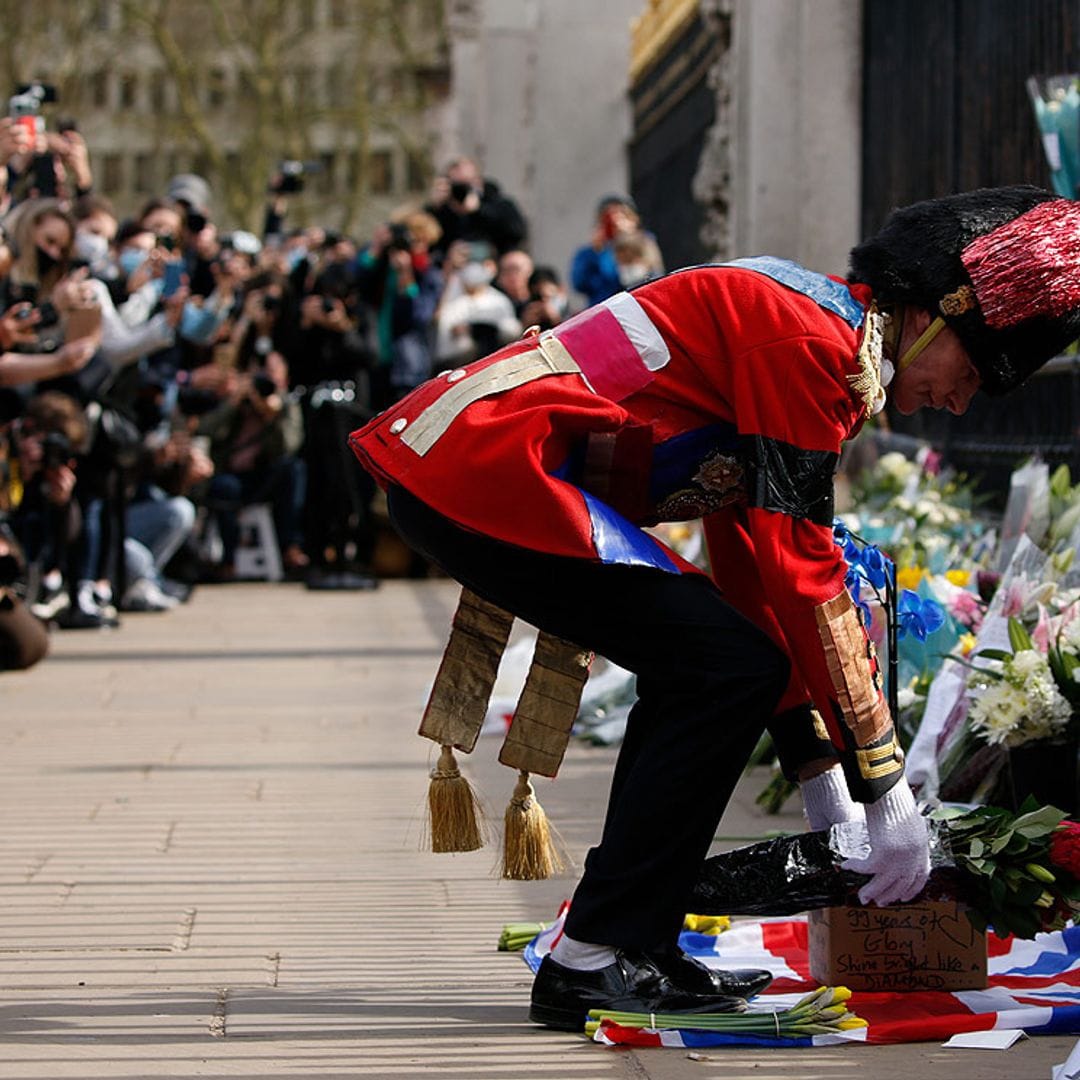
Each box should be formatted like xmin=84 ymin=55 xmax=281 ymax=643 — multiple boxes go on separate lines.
xmin=617 ymin=262 xmax=649 ymax=287
xmin=36 ymin=246 xmax=59 ymax=277
xmin=75 ymin=231 xmax=110 ymax=265
xmin=460 ymin=262 xmax=492 ymax=289
xmin=118 ymin=248 xmax=148 ymax=276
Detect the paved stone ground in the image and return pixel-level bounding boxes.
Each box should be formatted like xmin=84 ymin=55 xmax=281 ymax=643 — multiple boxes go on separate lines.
xmin=0 ymin=580 xmax=1073 ymax=1079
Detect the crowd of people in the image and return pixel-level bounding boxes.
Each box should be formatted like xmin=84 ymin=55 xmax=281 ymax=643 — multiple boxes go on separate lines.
xmin=0 ymin=113 xmax=665 ymax=669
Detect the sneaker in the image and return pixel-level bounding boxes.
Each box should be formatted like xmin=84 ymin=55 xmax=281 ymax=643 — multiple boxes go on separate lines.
xmin=159 ymin=578 xmax=194 ymax=603
xmin=77 ymin=580 xmax=119 ymax=629
xmin=30 ymin=573 xmax=70 ymax=620
xmin=121 ymin=578 xmax=180 ymax=612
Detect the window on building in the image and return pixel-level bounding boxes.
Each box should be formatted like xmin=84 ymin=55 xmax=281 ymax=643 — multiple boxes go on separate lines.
xmin=295 ymin=68 xmax=316 ymax=109
xmin=134 ymin=153 xmax=154 ymax=193
xmin=102 ymin=153 xmax=124 ymax=194
xmin=329 ymin=0 xmax=348 ymax=27
xmin=208 ymin=68 xmax=227 ymax=109
xmin=316 ymin=152 xmax=336 ymax=194
xmin=406 ymin=150 xmax=429 ymax=194
xmin=150 ymin=71 xmax=166 ymax=112
xmin=369 ymin=149 xmax=393 ymax=195
xmin=298 ymin=0 xmax=316 ymax=33
xmin=93 ymin=0 xmax=111 ymax=31
xmin=325 ymin=65 xmax=344 ymax=109
xmin=166 ymin=152 xmax=184 ymax=180
xmin=90 ymin=71 xmax=109 ymax=110
xmin=345 ymin=150 xmax=360 ymax=192
xmin=119 ymin=74 xmax=137 ymax=110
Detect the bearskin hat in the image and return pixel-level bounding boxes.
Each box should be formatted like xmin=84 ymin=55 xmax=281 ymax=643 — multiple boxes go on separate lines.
xmin=849 ymin=185 xmax=1080 ymax=395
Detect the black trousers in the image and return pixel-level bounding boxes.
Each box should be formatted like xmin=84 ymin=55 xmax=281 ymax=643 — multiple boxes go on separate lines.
xmin=388 ymin=486 xmax=789 ymax=949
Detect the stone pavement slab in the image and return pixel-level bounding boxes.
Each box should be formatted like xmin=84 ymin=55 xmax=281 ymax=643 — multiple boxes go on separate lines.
xmin=0 ymin=580 xmax=1074 ymax=1079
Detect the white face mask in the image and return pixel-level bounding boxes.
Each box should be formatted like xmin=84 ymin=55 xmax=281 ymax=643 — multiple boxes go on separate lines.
xmin=460 ymin=262 xmax=492 ymax=289
xmin=617 ymin=262 xmax=649 ymax=287
xmin=75 ymin=230 xmax=110 ymax=265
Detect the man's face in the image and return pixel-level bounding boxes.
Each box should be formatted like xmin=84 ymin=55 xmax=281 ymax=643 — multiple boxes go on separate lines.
xmin=497 ymin=253 xmax=532 ymax=298
xmin=890 ymin=310 xmax=982 ymax=416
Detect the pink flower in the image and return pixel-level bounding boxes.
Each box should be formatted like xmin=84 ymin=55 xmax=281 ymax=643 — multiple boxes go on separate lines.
xmin=949 ymin=590 xmax=984 ymax=631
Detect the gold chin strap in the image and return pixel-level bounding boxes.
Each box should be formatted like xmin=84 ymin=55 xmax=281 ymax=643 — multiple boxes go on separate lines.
xmin=896 ymin=315 xmax=946 ymax=373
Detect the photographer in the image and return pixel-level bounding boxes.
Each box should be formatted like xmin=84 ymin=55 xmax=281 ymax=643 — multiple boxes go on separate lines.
xmin=426 ymin=156 xmax=527 ymax=262
xmin=199 ymin=346 xmax=306 ymax=580
xmin=0 ymin=525 xmax=48 ymax=670
xmin=570 ymin=194 xmax=663 ymax=308
xmin=0 ymin=116 xmax=34 ymax=215
xmin=435 ymin=247 xmax=521 ymax=370
xmin=519 ymin=265 xmax=568 ymax=333
xmin=355 ymin=211 xmax=443 ymax=409
xmin=8 ymin=391 xmax=88 ymax=624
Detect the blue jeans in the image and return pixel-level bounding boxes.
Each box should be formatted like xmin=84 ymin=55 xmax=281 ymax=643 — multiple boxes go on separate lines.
xmin=207 ymin=456 xmax=307 ymax=563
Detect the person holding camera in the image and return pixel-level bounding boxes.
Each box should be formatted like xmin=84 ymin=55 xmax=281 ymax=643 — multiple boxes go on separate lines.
xmin=570 ymin=194 xmax=663 ymax=308
xmin=435 ymin=249 xmax=521 ymax=371
xmin=426 ymin=156 xmax=528 ymax=263
xmin=0 ymin=523 xmax=48 ymax=670
xmin=355 ymin=212 xmax=443 ymax=409
xmin=199 ymin=343 xmax=306 ymax=581
xmin=7 ymin=391 xmax=89 ymax=623
xmin=519 ymin=265 xmax=569 ymax=333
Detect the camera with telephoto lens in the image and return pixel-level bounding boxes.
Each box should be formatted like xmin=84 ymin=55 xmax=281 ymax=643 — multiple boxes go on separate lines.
xmin=251 ymin=372 xmax=276 ymax=398
xmin=450 ymin=180 xmax=474 ymax=203
xmin=387 ymin=223 xmax=411 ymax=252
xmin=40 ymin=431 xmax=70 ymax=472
xmin=273 ymin=159 xmax=322 ymax=195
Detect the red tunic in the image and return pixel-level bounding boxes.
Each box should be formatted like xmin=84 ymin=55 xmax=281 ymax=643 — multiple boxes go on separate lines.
xmin=350 ymin=262 xmax=900 ymax=799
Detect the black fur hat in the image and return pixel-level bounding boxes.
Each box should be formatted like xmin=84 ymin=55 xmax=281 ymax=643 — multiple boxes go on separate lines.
xmin=849 ymin=185 xmax=1080 ymax=395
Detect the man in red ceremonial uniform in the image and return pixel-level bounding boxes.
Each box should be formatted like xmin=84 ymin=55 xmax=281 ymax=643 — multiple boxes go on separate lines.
xmin=351 ymin=186 xmax=1080 ymax=1030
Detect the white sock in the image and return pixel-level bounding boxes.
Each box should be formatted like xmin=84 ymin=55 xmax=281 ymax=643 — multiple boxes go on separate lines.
xmin=550 ymin=933 xmax=616 ymax=971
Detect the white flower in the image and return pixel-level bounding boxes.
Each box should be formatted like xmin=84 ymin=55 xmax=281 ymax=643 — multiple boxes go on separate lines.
xmin=897 ymin=686 xmax=918 ymax=710
xmin=967 ymin=650 xmax=1072 ymax=748
xmin=1010 ymin=650 xmax=1046 ymax=680
xmin=878 ymin=452 xmax=911 ymax=480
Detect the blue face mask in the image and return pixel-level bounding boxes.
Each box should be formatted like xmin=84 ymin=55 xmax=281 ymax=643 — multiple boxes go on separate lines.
xmin=118 ymin=248 xmax=148 ymax=276
xmin=178 ymin=301 xmax=220 ymax=345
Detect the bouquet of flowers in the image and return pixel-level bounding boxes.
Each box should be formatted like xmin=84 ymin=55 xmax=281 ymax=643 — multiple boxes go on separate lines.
xmin=689 ymin=801 xmax=1080 ymax=940
xmin=963 ymin=617 xmax=1075 ymax=749
xmin=909 ymin=532 xmax=1080 ymax=805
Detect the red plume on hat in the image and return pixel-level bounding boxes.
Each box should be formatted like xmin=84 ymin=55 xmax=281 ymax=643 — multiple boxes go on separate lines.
xmin=962 ymin=198 xmax=1080 ymax=328
xmin=849 ymin=186 xmax=1080 ymax=395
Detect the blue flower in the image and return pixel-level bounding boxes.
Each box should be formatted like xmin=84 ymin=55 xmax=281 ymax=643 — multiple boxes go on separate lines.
xmin=859 ymin=545 xmax=889 ymax=589
xmin=897 ymin=589 xmax=946 ymax=641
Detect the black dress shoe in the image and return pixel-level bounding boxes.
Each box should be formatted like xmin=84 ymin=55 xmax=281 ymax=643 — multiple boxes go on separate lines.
xmin=641 ymin=944 xmax=773 ymax=999
xmin=529 ymin=951 xmax=746 ymax=1032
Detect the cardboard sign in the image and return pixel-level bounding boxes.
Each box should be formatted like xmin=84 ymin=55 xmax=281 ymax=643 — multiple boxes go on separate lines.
xmin=808 ymin=900 xmax=988 ymax=991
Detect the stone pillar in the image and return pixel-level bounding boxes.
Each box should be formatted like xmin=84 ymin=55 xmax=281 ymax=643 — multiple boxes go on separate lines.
xmin=696 ymin=0 xmax=862 ymax=274
xmin=439 ymin=0 xmax=642 ymax=277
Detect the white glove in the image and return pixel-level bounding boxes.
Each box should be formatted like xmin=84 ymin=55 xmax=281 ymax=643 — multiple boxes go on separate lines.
xmin=800 ymin=763 xmax=865 ymax=831
xmin=841 ymin=777 xmax=930 ymax=906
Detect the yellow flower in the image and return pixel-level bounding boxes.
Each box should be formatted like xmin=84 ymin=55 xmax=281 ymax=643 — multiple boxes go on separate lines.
xmin=945 ymin=569 xmax=971 ymax=587
xmin=683 ymin=913 xmax=731 ymax=935
xmin=958 ymin=632 xmax=978 ymax=656
xmin=896 ymin=566 xmax=925 ymax=591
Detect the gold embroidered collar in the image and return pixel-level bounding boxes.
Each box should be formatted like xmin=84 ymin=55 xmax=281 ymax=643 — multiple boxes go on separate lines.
xmin=847 ymin=303 xmax=892 ymax=416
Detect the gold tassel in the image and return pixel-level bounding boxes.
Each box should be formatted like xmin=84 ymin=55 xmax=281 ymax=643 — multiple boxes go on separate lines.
xmin=502 ymin=770 xmax=563 ymax=880
xmin=427 ymin=745 xmax=484 ymax=853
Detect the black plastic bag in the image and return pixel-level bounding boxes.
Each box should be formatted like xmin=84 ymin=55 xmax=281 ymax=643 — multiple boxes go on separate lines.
xmin=688 ymin=822 xmax=959 ymax=917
